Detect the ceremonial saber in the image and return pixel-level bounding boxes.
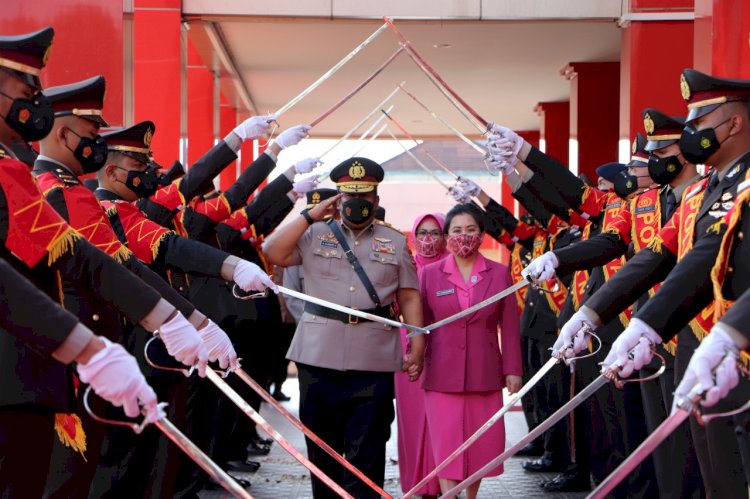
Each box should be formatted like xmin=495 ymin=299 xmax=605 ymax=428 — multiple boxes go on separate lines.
xmin=351 ymin=123 xmax=387 ymax=156
xmin=205 ymin=368 xmax=354 ymax=499
xmin=316 ymin=103 xmax=396 ymax=182
xmin=408 ymin=280 xmax=530 ymax=337
xmin=404 ymin=357 xmax=560 ymax=498
xmin=232 ymin=369 xmax=393 ymax=499
xmin=381 ymin=109 xmax=459 ymax=180
xmin=310 ymin=47 xmax=405 ymax=128
xmin=83 ymin=388 xmax=251 ymax=498
xmin=235 ymin=285 xmax=429 ymax=335
xmin=399 ymin=83 xmax=487 ymax=156
xmin=383 ymin=17 xmax=488 ymax=132
xmin=441 ymin=373 xmax=611 ymax=498
xmin=274 ymin=23 xmax=389 ymax=117
xmin=317 ymin=86 xmax=401 ymax=161
xmin=386 ymin=129 xmax=451 ymax=190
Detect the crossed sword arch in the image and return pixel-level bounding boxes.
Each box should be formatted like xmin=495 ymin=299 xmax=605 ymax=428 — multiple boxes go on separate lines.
xmin=86 ymin=17 xmax=748 ymax=499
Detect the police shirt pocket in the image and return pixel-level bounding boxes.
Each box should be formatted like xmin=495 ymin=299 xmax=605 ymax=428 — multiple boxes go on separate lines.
xmin=311 ymin=247 xmax=343 ymax=279
xmin=368 ymin=252 xmax=399 ymax=285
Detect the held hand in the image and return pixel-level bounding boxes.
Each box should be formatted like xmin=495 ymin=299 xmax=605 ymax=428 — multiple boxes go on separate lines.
xmin=233 ymin=114 xmax=277 ymax=141
xmin=552 ymin=308 xmax=597 ymax=359
xmin=674 ymin=323 xmax=740 ymax=409
xmin=233 ymin=260 xmax=278 ymax=293
xmin=307 ymin=193 xmax=342 ymax=222
xmin=505 ymin=375 xmax=523 ymax=394
xmin=294 ymin=157 xmax=320 ymax=174
xmin=485 ymin=152 xmax=516 ymax=175
xmin=76 ymin=337 xmax=164 ymax=422
xmin=157 ymin=313 xmax=209 ymax=376
xmin=403 ymin=351 xmax=424 ymax=382
xmin=602 ymin=318 xmax=662 ymax=378
xmin=522 ymin=251 xmax=559 ymax=284
xmin=275 ymin=125 xmax=311 ymax=149
xmin=487 ymin=123 xmax=524 ymax=155
xmin=448 ymin=185 xmax=470 ymax=204
xmin=198 ymin=320 xmax=239 ymax=370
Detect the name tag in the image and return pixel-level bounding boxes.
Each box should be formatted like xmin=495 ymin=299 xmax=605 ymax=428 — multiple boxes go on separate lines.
xmin=634 ymin=205 xmax=655 ymax=214
xmin=320 ymin=240 xmax=338 ymax=248
xmin=436 ymin=288 xmax=455 ymax=297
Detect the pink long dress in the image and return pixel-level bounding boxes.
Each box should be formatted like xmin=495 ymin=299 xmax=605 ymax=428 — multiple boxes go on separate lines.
xmin=395 ymin=213 xmax=447 ymax=495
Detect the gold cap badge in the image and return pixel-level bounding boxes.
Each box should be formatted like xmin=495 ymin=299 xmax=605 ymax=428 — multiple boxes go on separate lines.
xmin=349 ymin=161 xmax=365 ymax=179
xmin=144 ymin=127 xmax=153 ymax=147
xmin=311 ymin=191 xmax=320 ymax=204
xmin=680 ymin=74 xmax=691 ymax=101
xmin=643 ymin=113 xmax=655 ymax=135
xmin=631 ymin=138 xmax=637 ymax=155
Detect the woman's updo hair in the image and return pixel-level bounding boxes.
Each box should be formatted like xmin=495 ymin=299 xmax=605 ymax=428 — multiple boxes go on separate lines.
xmin=443 ymin=203 xmax=485 ymax=235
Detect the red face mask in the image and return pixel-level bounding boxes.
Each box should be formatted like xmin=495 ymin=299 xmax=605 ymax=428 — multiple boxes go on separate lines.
xmin=446 ymin=233 xmax=483 ymax=258
xmin=415 ymin=234 xmax=446 ymax=258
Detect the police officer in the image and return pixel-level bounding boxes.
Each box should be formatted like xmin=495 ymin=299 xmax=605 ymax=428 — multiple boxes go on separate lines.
xmin=264 ymin=157 xmax=424 ymax=499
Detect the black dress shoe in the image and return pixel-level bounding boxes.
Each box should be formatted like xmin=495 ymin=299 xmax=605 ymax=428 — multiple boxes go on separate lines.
xmin=225 ymin=460 xmax=261 ymax=473
xmin=515 ymin=441 xmax=543 ymax=457
xmin=252 ymin=435 xmax=274 ymax=446
xmin=522 ymin=454 xmax=562 ymax=472
xmin=272 ymin=391 xmax=291 ymax=401
xmin=246 ymin=440 xmax=272 ymax=456
xmin=541 ymin=472 xmax=590 ymax=492
xmin=205 ymin=475 xmax=252 ymax=490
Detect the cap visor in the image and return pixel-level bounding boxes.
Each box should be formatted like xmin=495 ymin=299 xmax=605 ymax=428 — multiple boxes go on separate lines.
xmin=645 ymin=139 xmax=678 ymax=151
xmin=687 ymin=103 xmax=722 ymax=122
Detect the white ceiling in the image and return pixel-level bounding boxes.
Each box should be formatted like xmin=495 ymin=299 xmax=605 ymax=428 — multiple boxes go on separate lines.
xmin=213 ymin=18 xmax=621 ymax=138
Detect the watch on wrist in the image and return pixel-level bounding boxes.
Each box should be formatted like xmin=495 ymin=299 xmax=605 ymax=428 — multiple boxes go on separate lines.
xmin=300 ymin=208 xmax=314 ymax=225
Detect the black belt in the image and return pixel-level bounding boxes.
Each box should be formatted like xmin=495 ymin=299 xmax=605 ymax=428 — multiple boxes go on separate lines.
xmin=304 ymin=302 xmax=395 ymax=325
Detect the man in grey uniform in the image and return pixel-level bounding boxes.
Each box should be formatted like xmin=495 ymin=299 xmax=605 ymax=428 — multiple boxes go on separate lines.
xmin=264 ymin=157 xmax=425 ymax=499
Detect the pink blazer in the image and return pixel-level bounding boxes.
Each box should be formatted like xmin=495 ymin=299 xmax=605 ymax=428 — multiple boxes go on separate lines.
xmin=419 ymin=253 xmax=522 ymax=393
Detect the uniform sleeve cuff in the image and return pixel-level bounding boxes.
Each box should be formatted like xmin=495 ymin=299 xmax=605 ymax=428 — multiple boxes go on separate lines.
xmin=141 ymin=299 xmax=177 ymax=332
xmin=52 ymin=323 xmax=95 ymax=364
xmin=223 ymin=133 xmax=242 ymax=152
xmin=580 ymin=305 xmax=602 ymax=327
xmin=283 ymin=166 xmax=295 ymax=181
xmin=265 ymin=149 xmax=278 ymax=164
xmin=506 ymin=171 xmax=523 ymax=192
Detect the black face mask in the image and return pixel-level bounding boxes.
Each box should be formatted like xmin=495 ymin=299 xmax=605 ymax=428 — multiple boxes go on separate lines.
xmin=678 ymin=119 xmax=731 ymax=165
xmin=117 ymin=166 xmax=159 ymax=198
xmin=0 ymin=90 xmax=54 ymax=142
xmin=66 ymin=129 xmax=108 ymax=173
xmin=648 ymin=154 xmax=684 ymax=185
xmin=341 ymin=198 xmax=374 ymax=225
xmin=613 ymin=170 xmax=643 ymax=199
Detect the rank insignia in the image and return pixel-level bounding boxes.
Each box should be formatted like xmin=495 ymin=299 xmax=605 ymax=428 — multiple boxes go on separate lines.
xmin=722 ymin=192 xmax=733 ymax=201
xmin=722 ymin=202 xmax=735 ymax=210
xmin=374 ymin=237 xmax=392 ymax=243
xmin=727 ymin=164 xmax=741 ymax=178
xmin=712 ymin=202 xmax=721 ymax=210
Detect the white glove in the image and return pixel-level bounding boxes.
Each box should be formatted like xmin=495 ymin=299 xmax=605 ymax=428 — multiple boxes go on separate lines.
xmin=293 ymin=178 xmax=317 ymax=195
xmin=158 ymin=313 xmax=209 ymax=376
xmin=458 ymin=177 xmax=481 ymax=198
xmin=198 ymin=320 xmax=239 ymax=371
xmin=551 ymin=307 xmax=598 ymax=359
xmin=485 ymin=152 xmax=516 ymax=175
xmin=602 ymin=318 xmax=663 ymax=378
xmin=77 ymin=337 xmax=164 ymax=423
xmin=233 ymin=114 xmax=277 ymax=141
xmin=674 ymin=323 xmax=740 ymax=409
xmin=448 ymin=185 xmax=470 ymax=204
xmin=275 ymin=125 xmax=311 ymax=150
xmin=295 ymin=157 xmax=320 ymax=174
xmin=233 ymin=260 xmax=277 ymax=293
xmin=522 ymin=251 xmax=559 ymax=283
xmin=487 ymin=123 xmax=524 ymax=155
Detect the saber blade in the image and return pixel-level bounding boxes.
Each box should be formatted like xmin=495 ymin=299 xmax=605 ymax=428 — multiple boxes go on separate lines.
xmin=205 ymin=368 xmax=354 ymax=499
xmin=587 ymin=410 xmax=690 ymax=499
xmin=441 ymin=374 xmax=610 ymax=498
xmin=276 ymin=285 xmax=428 ymax=335
xmin=310 ymin=46 xmax=404 ymax=128
xmin=155 ymin=417 xmax=253 ymax=498
xmin=386 ymin=129 xmax=450 ymax=190
xmin=275 ymin=22 xmax=388 ymax=117
xmin=409 ymin=280 xmax=529 ymax=337
xmin=233 ymin=369 xmax=392 ymax=499
xmin=404 ymin=357 xmax=559 ymax=498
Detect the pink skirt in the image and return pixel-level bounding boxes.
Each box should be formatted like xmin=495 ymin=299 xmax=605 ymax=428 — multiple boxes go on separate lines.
xmin=423 ymin=389 xmax=505 ymax=481
xmin=395 ymin=330 xmax=441 ymax=494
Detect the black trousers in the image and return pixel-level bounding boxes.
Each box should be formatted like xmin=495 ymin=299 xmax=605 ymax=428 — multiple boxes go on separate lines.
xmin=297 ymin=364 xmax=395 ymax=499
xmin=0 ymin=408 xmax=55 ymax=498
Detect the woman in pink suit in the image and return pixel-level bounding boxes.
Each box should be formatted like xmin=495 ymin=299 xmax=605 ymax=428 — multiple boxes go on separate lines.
xmin=395 ymin=212 xmax=447 ymax=497
xmin=419 ymin=204 xmax=523 ymax=499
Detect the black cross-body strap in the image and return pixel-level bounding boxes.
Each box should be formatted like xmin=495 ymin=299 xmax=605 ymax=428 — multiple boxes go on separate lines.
xmin=326 ymin=219 xmax=381 ymax=307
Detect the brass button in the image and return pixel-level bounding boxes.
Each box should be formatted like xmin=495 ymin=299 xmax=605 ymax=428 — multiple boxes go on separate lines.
xmin=538 ymin=290 xmax=544 ymax=295
xmin=739 ymin=232 xmax=744 ymax=241
xmin=728 ymin=266 xmax=735 ymax=274
xmin=92 ymin=314 xmax=100 ymax=321
xmin=529 ymin=301 xmax=534 ymax=306
xmin=349 ymin=286 xmax=355 ymax=292
xmin=179 ymin=286 xmax=185 ymax=291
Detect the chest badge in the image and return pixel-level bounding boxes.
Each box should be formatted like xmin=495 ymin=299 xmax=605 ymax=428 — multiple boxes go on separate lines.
xmin=436 ymin=288 xmax=455 ymax=297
